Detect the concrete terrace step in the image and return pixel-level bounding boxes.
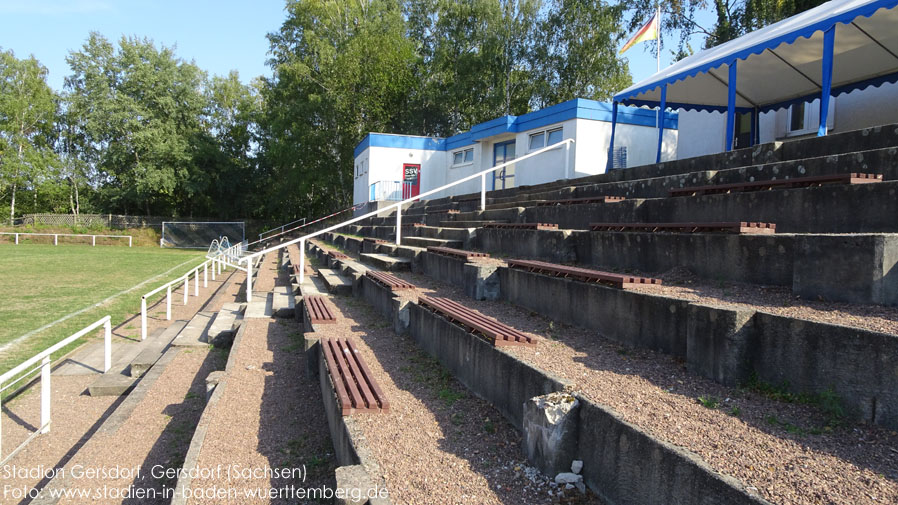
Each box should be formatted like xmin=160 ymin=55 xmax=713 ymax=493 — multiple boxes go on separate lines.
xmin=208 ymin=302 xmax=244 ymax=344
xmin=272 ymin=285 xmax=295 ymax=317
xmin=401 ymin=236 xmax=463 ymax=249
xmin=318 ymin=268 xmax=352 ymax=296
xmin=245 ymin=292 xmax=274 ymax=318
xmin=172 ymin=311 xmax=215 ymax=347
xmin=359 ymin=253 xmax=411 ymax=271
xmin=130 ymin=320 xmax=188 ymax=377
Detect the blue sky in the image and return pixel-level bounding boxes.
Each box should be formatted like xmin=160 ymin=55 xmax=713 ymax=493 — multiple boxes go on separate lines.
xmin=0 ymin=0 xmax=713 ymax=97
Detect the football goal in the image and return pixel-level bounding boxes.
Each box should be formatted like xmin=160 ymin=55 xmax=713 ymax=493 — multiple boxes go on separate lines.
xmin=161 ymin=221 xmax=245 ymax=249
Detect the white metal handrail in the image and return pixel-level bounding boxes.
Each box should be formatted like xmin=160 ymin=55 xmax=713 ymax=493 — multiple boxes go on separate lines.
xmin=0 ymin=315 xmax=112 ymax=464
xmin=1 ymin=232 xmax=132 ymax=247
xmin=238 ymin=139 xmax=573 ymax=300
xmin=140 ymin=257 xmax=217 ymax=340
xmin=258 ymin=218 xmax=307 ymax=241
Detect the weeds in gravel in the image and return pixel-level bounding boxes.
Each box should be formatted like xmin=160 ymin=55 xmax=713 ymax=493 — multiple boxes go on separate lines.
xmin=283 ymin=330 xmax=304 ymax=353
xmin=438 ymin=387 xmax=465 ymax=407
xmin=728 ymin=406 xmax=741 ymax=417
xmin=744 ymin=373 xmax=844 ymax=427
xmin=450 ymin=412 xmax=465 ymax=425
xmin=697 ymin=395 xmax=720 ymax=409
xmin=483 ymin=418 xmax=496 ymax=434
xmin=402 ymin=350 xmax=467 ymax=407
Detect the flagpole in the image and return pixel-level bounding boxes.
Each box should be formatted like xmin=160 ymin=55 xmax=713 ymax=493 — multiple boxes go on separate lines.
xmin=656 ymin=4 xmax=661 ymax=73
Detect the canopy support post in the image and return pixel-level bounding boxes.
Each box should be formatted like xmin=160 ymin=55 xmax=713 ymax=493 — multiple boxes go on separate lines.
xmin=725 ymin=62 xmax=737 ymax=151
xmin=751 ymin=107 xmax=759 ymax=146
xmin=606 ymin=101 xmax=618 ymax=171
xmin=819 ymin=27 xmax=835 ymax=137
xmin=656 ymin=85 xmax=667 ymax=164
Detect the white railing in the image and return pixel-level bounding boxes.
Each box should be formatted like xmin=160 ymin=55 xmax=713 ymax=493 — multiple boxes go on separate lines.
xmin=238 ymin=139 xmax=573 ymax=301
xmin=140 ymin=258 xmax=215 ymax=341
xmin=369 ymin=180 xmax=413 ymax=202
xmin=0 ymin=316 xmax=112 ymax=464
xmin=0 ymin=232 xmax=132 ymax=247
xmin=258 ymin=218 xmax=306 ymax=241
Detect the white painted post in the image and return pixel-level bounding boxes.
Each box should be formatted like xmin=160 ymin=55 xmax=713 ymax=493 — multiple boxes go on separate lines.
xmin=194 ymin=269 xmax=199 ymax=296
xmin=299 ymin=239 xmax=306 ymax=285
xmin=92 ymin=235 xmax=96 ymax=246
xmin=129 ymin=236 xmax=132 ymax=247
xmin=203 ymin=262 xmax=208 ymax=287
xmin=481 ymin=173 xmax=487 ymax=211
xmin=183 ymin=276 xmax=188 ymax=305
xmin=141 ymin=297 xmax=147 ymax=341
xmin=395 ymin=206 xmax=402 ymax=246
xmin=166 ymin=285 xmax=172 ymax=320
xmin=564 ymin=141 xmax=571 ymax=179
xmin=15 ymin=233 xmax=18 ymax=244
xmin=245 ymin=259 xmax=253 ymax=303
xmin=40 ymin=356 xmax=51 ymax=433
xmin=104 ymin=319 xmax=112 ymax=372
xmin=54 ymin=234 xmax=58 ymax=246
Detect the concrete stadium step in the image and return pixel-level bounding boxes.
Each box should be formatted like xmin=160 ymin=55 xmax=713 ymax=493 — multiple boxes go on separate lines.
xmin=272 ymin=285 xmax=295 ymax=317
xmin=360 ymin=252 xmax=411 ymax=271
xmin=130 ymin=320 xmax=188 ymax=377
xmin=88 ymin=363 xmax=139 ymax=397
xmin=401 ymin=236 xmax=463 ymax=249
xmin=440 ymin=220 xmax=506 ymax=228
xmin=87 ymin=326 xmax=176 ymax=396
xmin=318 ymin=268 xmax=352 ymax=295
xmin=172 ymin=311 xmax=215 ymax=347
xmin=208 ymin=302 xmax=244 ymax=343
xmin=245 ymin=292 xmax=274 ymax=318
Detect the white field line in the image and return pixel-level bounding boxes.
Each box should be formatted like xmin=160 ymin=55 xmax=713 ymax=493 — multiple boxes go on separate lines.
xmin=0 ymin=256 xmax=204 ymax=356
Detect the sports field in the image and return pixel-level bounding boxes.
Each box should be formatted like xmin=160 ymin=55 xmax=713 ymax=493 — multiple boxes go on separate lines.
xmin=0 ymin=243 xmax=205 ymax=376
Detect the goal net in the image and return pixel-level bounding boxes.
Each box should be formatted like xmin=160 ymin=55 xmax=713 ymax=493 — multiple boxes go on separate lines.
xmin=161 ymin=221 xmax=245 ymax=249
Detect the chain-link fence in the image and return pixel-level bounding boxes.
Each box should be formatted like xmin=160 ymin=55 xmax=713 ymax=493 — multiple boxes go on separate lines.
xmin=20 ymin=213 xmax=167 ymax=229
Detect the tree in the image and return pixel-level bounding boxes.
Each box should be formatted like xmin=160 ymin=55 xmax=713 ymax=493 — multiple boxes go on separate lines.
xmin=0 ymin=49 xmax=58 ymax=224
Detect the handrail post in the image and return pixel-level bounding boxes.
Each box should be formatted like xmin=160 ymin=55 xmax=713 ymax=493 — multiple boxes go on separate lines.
xmin=166 ymin=285 xmax=172 ymax=320
xmin=564 ymin=141 xmax=571 ymax=179
xmin=183 ymin=276 xmax=188 ymax=305
xmin=141 ymin=297 xmax=147 ymax=340
xmin=299 ymin=239 xmax=306 ymax=285
xmin=245 ymin=259 xmax=253 ymax=303
xmin=203 ymin=261 xmax=208 ymax=287
xmin=194 ymin=269 xmax=199 ymax=296
xmin=481 ymin=173 xmax=487 ymax=211
xmin=395 ymin=206 xmax=402 ymax=246
xmin=104 ymin=319 xmax=112 ymax=372
xmin=40 ymin=356 xmax=51 ymax=433
xmin=212 ymin=259 xmax=217 ymax=281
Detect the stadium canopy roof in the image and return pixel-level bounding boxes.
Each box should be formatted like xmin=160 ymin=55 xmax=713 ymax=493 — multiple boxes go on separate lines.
xmin=608 ymin=0 xmax=898 ymax=159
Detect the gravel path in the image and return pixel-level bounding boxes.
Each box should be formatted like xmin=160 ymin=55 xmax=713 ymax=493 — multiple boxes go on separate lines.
xmin=0 ymin=268 xmax=240 ymax=502
xmin=394 ymin=270 xmax=898 ymax=505
xmin=188 ymin=253 xmax=336 ymax=504
xmin=313 ymin=275 xmax=603 ymax=505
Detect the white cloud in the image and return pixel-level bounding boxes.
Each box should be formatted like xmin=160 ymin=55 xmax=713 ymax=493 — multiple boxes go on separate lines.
xmin=0 ymin=0 xmax=113 ymax=15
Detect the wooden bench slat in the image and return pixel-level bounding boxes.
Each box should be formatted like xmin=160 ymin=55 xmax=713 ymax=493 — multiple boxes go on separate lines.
xmin=418 ymin=295 xmax=535 ymax=346
xmin=481 ymin=223 xmax=559 ymax=230
xmin=588 ymin=221 xmax=776 ymax=234
xmin=304 ymin=295 xmax=337 ymax=324
xmin=506 ymin=259 xmax=662 ymax=289
xmin=335 ymin=337 xmax=377 ymax=410
xmin=322 ymin=339 xmax=352 ymax=415
xmin=345 ymin=339 xmax=390 ymax=411
xmin=426 ymin=246 xmax=490 ymax=260
xmin=365 ymin=270 xmax=415 ymax=290
xmin=322 ymin=337 xmax=389 ymax=415
xmin=670 ymin=172 xmax=882 ymax=197
xmin=535 ymin=196 xmax=625 ymax=206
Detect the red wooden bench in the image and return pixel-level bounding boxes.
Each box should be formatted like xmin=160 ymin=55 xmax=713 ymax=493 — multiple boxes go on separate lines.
xmin=670 ymin=172 xmax=881 ymax=197
xmin=589 ymin=222 xmax=776 ymax=234
xmin=304 ymin=295 xmax=337 ymax=324
xmin=482 ymin=223 xmax=559 ymax=230
xmin=507 ymin=259 xmax=662 ymax=289
xmin=426 ymin=246 xmax=490 ymax=260
xmin=418 ymin=295 xmax=536 ymax=347
xmin=327 ymin=250 xmax=349 ymax=260
xmin=365 ymin=271 xmax=416 ymax=291
xmin=535 ymin=196 xmax=625 ymax=206
xmin=321 ymin=337 xmax=390 ymax=415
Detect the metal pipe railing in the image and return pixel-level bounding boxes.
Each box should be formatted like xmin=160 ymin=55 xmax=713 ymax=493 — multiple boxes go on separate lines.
xmin=140 ymin=258 xmax=212 ymax=340
xmin=1 ymin=232 xmax=132 ymax=247
xmin=0 ymin=315 xmax=112 ymax=464
xmin=238 ymin=139 xmax=574 ymax=301
xmin=258 ymin=217 xmax=307 ymax=241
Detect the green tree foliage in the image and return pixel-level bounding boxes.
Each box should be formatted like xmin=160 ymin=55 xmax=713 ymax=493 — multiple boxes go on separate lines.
xmin=0 ymin=49 xmax=59 ymax=224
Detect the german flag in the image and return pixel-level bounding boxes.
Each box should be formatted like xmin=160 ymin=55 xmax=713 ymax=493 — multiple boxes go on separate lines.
xmin=620 ymin=11 xmax=660 ymax=54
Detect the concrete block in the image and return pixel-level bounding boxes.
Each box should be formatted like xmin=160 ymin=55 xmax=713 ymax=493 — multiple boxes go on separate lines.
xmin=335 ymin=465 xmax=381 ymax=505
xmin=359 ymin=253 xmax=411 ymax=271
xmin=88 ymin=369 xmax=137 ymax=396
xmin=523 ymin=392 xmax=580 ymax=477
xmin=208 ymin=303 xmax=243 ymax=346
xmin=245 ymin=293 xmax=274 ymax=318
xmin=420 ymin=251 xmax=467 ymax=289
xmin=172 ymin=311 xmax=215 ymax=347
xmin=130 ymin=320 xmax=187 ymax=377
xmin=392 ymin=297 xmax=410 ymax=335
xmin=272 ymin=286 xmax=295 ymax=317
xmin=402 ymin=236 xmax=463 ymax=249
xmin=319 ymin=268 xmax=353 ymax=296
xmin=304 ymin=332 xmax=320 ymax=380
xmin=463 ymin=262 xmax=500 ymax=301
xmin=205 ymin=370 xmax=225 ymax=402
xmin=686 ymin=304 xmax=756 ymax=386
xmin=476 ymin=228 xmax=578 ymax=264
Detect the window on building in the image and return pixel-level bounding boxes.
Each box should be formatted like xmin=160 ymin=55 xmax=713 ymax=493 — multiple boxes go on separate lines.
xmin=452 ymin=148 xmax=474 ymax=166
xmin=790 ymin=102 xmax=806 ymax=132
xmin=528 ymin=132 xmax=545 ymax=150
xmin=612 ymin=146 xmax=628 ymax=170
xmin=546 ymin=127 xmax=563 ymax=146
xmin=784 ymin=98 xmax=834 ymax=137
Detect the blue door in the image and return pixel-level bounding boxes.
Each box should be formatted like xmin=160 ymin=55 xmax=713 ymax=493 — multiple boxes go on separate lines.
xmin=492 ymin=141 xmax=516 ymax=190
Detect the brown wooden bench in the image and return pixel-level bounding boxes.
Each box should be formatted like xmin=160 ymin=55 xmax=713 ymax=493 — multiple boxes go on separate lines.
xmin=366 ymin=270 xmax=416 ymax=291
xmin=589 ymin=222 xmax=776 ymax=234
xmin=481 ymin=223 xmax=559 ymax=230
xmin=363 ymin=237 xmax=389 ymax=244
xmin=418 ymin=295 xmax=535 ymax=347
xmin=304 ymin=295 xmax=337 ymax=324
xmin=669 ymin=172 xmax=882 ymax=197
xmin=535 ymin=196 xmax=625 ymax=206
xmin=327 ymin=250 xmax=349 ymax=260
xmin=321 ymin=337 xmax=390 ymax=415
xmin=426 ymin=246 xmax=490 ymax=260
xmin=292 ymin=263 xmax=314 ymax=277
xmin=507 ymin=259 xmax=662 ymax=288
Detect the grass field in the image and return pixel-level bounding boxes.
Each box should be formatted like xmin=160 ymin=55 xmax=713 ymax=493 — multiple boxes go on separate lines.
xmin=0 ymin=243 xmax=205 ymax=378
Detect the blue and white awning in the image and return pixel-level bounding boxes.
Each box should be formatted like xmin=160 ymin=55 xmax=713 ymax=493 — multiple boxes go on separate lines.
xmin=614 ymin=0 xmax=898 ymax=113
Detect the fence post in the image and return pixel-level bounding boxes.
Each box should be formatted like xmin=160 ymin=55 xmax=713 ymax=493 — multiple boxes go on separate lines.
xmin=129 ymin=236 xmax=132 ymax=247
xmin=246 ymin=259 xmax=253 ymax=303
xmin=166 ymin=285 xmax=172 ymax=320
xmin=395 ymin=206 xmax=402 ymax=246
xmin=141 ymin=297 xmax=147 ymax=341
xmin=92 ymin=235 xmax=96 ymax=246
xmin=41 ymin=356 xmax=51 ymax=433
xmin=481 ymin=173 xmax=487 ymax=211
xmin=299 ymin=240 xmax=306 ymax=285
xmin=54 ymin=234 xmax=58 ymax=246
xmin=204 ymin=262 xmax=208 ymax=287
xmin=104 ymin=319 xmax=112 ymax=372
xmin=194 ymin=269 xmax=198 ymax=296
xmin=15 ymin=233 xmax=18 ymax=245
xmin=183 ymin=276 xmax=188 ymax=305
